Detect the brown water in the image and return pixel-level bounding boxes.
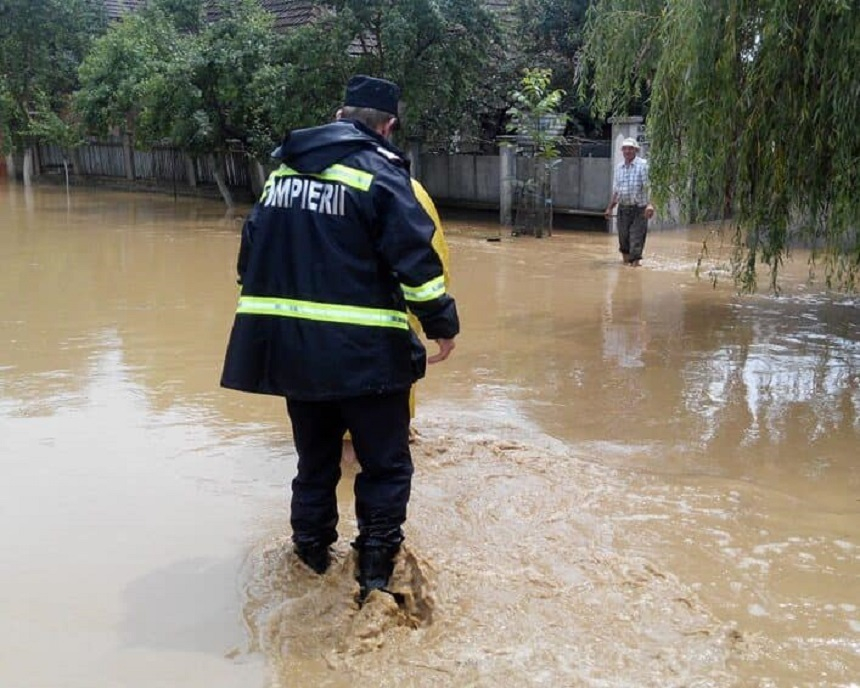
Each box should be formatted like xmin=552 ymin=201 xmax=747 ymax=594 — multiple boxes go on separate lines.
xmin=1 ymin=183 xmax=858 ymax=688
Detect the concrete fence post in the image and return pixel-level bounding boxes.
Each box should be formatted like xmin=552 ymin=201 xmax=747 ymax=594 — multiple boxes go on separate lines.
xmin=606 ymin=116 xmax=645 ymax=233
xmin=408 ymin=138 xmax=423 ymax=181
xmin=185 ymin=155 xmax=197 ymax=188
xmin=608 ymin=115 xmax=645 ymax=171
xmin=22 ymin=148 xmax=34 ymax=186
xmin=122 ymin=132 xmax=135 ymax=181
xmin=498 ymin=137 xmax=517 ymax=227
xmin=70 ymin=148 xmax=84 ymax=177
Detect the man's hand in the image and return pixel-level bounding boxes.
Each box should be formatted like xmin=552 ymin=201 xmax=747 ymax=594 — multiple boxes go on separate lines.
xmin=604 ymin=206 xmax=613 ymax=219
xmin=428 ymin=338 xmax=455 ymax=364
xmin=644 ymin=203 xmax=655 ymax=220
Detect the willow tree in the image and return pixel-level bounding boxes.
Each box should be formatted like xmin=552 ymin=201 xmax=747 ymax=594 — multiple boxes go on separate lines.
xmin=580 ymin=0 xmax=860 ymax=291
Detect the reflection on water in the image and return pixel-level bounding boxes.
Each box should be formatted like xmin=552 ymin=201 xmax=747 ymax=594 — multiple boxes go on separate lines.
xmin=684 ymin=298 xmax=860 ymax=446
xmin=1 ymin=183 xmax=858 ymax=687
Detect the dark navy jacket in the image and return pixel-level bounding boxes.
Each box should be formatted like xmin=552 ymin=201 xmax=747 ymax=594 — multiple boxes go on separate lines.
xmin=220 ymin=120 xmax=460 ymax=400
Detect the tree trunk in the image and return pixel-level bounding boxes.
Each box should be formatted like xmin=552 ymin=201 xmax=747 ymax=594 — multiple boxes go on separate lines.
xmin=249 ymin=159 xmax=266 ymax=199
xmin=211 ymin=154 xmax=234 ymax=208
xmin=32 ymin=144 xmax=42 ymax=178
xmin=122 ymin=132 xmax=135 ymax=181
xmin=408 ymin=139 xmax=423 ymax=181
xmin=185 ymin=154 xmax=197 ymax=188
xmin=534 ymin=163 xmax=546 ymax=238
xmin=6 ymin=153 xmax=16 ymax=180
xmin=22 ymin=147 xmax=34 ymax=186
xmin=70 ymin=148 xmax=84 ymax=177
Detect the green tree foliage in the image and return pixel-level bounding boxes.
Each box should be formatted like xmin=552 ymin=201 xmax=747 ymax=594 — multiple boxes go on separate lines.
xmin=506 ymin=68 xmax=567 ymax=161
xmin=580 ymin=0 xmax=860 ymax=291
xmin=131 ymin=28 xmax=202 ymax=151
xmin=160 ymin=0 xmax=278 ymax=157
xmin=75 ymin=0 xmax=277 ymax=159
xmin=75 ymin=7 xmax=179 ymax=140
xmin=512 ymin=0 xmax=602 ymax=137
xmin=269 ymin=10 xmax=361 ymax=135
xmin=0 ymin=0 xmax=105 ymax=152
xmin=273 ymin=0 xmax=502 ymax=146
xmin=150 ymin=0 xmax=204 ymax=33
xmin=516 ymin=0 xmax=588 ymax=60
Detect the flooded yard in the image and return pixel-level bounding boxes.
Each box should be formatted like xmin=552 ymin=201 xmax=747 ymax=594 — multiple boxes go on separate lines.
xmin=1 ymin=183 xmax=857 ymax=687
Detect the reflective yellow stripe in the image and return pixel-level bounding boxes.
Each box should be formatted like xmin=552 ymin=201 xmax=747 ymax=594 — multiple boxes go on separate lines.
xmin=318 ymin=164 xmax=373 ymax=190
xmin=260 ymin=164 xmax=373 ymax=200
xmin=236 ymin=296 xmax=409 ymax=330
xmin=400 ymin=274 xmax=446 ymax=302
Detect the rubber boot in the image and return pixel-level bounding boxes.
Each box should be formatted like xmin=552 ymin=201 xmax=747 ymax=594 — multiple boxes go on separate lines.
xmin=355 ymin=544 xmax=398 ymax=602
xmin=294 ymin=542 xmax=331 ymax=574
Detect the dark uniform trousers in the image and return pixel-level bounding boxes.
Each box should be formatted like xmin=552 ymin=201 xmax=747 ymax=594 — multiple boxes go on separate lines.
xmin=617 ymin=205 xmax=648 ymax=262
xmin=286 ymin=389 xmax=413 ymax=550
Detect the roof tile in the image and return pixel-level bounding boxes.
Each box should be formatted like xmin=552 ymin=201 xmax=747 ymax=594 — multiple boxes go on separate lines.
xmin=105 ymin=1 xmax=513 ymax=30
xmin=103 ymin=0 xmax=145 ymax=21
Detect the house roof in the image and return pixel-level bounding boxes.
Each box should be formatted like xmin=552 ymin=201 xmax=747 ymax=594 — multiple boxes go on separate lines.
xmin=103 ymin=0 xmax=144 ymax=21
xmin=104 ymin=0 xmax=512 ymax=30
xmin=258 ymin=1 xmax=514 ymax=29
xmin=483 ymin=0 xmax=514 ymax=13
xmin=204 ymin=0 xmax=324 ymax=31
xmin=259 ymin=0 xmax=321 ymax=31
xmin=482 ymin=0 xmax=516 ymax=27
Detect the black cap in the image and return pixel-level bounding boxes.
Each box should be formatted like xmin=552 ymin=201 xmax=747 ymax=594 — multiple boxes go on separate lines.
xmin=344 ymin=75 xmax=400 ymax=117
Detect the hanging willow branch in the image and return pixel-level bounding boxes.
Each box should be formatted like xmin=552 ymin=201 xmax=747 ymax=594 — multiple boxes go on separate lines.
xmin=580 ymin=0 xmax=860 ymax=292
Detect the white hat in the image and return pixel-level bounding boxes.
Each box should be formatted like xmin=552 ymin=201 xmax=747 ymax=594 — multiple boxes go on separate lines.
xmin=621 ymin=137 xmax=640 ymax=149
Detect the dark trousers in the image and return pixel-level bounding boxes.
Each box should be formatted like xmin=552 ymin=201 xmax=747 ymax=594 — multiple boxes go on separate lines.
xmin=617 ymin=205 xmax=648 ymax=262
xmin=286 ymin=390 xmax=413 ymax=549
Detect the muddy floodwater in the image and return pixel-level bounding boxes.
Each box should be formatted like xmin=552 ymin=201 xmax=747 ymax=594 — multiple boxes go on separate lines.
xmin=1 ymin=182 xmax=858 ymax=688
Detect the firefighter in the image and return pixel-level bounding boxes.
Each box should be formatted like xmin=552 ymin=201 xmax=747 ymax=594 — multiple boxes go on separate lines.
xmin=220 ymin=75 xmax=460 ymax=602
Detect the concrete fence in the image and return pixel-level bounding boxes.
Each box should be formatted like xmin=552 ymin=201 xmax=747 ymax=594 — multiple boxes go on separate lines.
xmin=22 ymin=142 xmax=614 ymax=219
xmin=15 ymin=121 xmax=683 ymax=230
xmin=416 ymin=153 xmax=611 ymax=215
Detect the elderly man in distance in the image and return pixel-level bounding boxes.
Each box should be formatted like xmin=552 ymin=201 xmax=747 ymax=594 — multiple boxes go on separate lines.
xmin=605 ymin=137 xmax=655 ymax=267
